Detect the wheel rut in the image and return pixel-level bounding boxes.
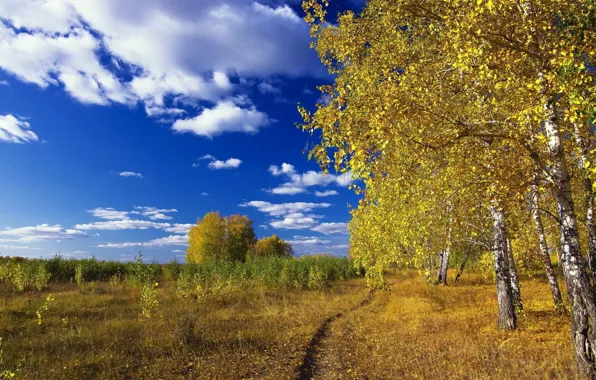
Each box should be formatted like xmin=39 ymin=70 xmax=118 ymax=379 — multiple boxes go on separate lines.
xmin=296 ymin=290 xmax=374 ymax=380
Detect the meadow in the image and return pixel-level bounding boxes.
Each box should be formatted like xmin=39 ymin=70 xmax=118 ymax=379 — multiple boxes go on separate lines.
xmin=0 ymin=255 xmax=576 ymax=379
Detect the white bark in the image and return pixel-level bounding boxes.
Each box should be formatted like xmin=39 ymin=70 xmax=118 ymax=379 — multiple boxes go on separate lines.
xmin=490 ymin=202 xmax=517 ymax=330
xmin=530 ymin=178 xmax=565 ymax=311
xmin=572 ymin=123 xmax=596 ymax=283
xmin=544 ymin=102 xmax=596 ymax=375
xmin=506 ymin=237 xmax=523 ymax=312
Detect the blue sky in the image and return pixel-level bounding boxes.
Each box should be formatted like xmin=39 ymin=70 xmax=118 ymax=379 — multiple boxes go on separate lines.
xmin=0 ymin=0 xmax=363 ymax=262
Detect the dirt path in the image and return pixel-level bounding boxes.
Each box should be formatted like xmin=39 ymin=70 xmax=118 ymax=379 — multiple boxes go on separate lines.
xmin=296 ymin=290 xmax=375 ymax=380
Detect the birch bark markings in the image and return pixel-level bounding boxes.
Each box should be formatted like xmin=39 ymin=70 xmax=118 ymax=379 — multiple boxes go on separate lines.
xmin=544 ymin=103 xmax=596 ymax=374
xmin=490 ymin=204 xmax=517 ymax=330
xmin=530 ymin=178 xmax=565 ymax=311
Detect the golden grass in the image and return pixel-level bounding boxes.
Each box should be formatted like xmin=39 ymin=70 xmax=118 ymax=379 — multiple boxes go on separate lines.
xmin=0 ymin=271 xmax=577 ymax=379
xmin=318 ymin=271 xmax=575 ymax=379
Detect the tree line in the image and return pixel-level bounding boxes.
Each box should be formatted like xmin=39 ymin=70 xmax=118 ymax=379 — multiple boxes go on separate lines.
xmin=186 ymin=212 xmax=293 ymax=263
xmin=300 ymin=0 xmax=595 ymax=375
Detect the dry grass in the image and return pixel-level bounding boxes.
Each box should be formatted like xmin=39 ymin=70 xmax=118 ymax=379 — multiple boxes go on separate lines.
xmin=0 ymin=271 xmax=577 ymax=379
xmin=317 ymin=270 xmax=575 ymax=379
xmin=0 ymin=280 xmax=368 ymax=379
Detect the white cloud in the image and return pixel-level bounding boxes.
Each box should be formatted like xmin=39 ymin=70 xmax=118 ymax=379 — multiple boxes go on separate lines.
xmin=172 ymin=101 xmax=269 ymax=138
xmin=258 ymin=82 xmax=281 ymax=95
xmin=269 ymin=213 xmax=321 ymax=230
xmin=0 ymin=114 xmax=39 ymax=144
xmin=287 ymin=237 xmax=331 ymax=245
xmin=239 ymin=201 xmax=331 ymax=216
xmin=172 ymin=249 xmax=185 ymax=253
xmin=311 ymin=222 xmax=348 ymax=235
xmin=0 ymin=0 xmax=324 ymax=128
xmin=119 ymin=171 xmax=143 ymax=178
xmin=269 ymin=163 xmax=296 ymax=176
xmin=0 ymin=224 xmax=87 ymax=242
xmin=201 ymin=192 xmax=210 ymax=196
xmin=269 ymin=185 xmax=306 ymax=195
xmin=314 ymin=190 xmax=339 ymax=197
xmin=88 ymin=206 xmax=176 ymax=221
xmin=88 ymin=207 xmax=130 ymax=220
xmin=208 ymin=158 xmax=242 ymax=170
xmin=96 ymin=234 xmax=187 ymax=248
xmin=0 ymin=80 xmax=8 ymax=86
xmin=131 ymin=206 xmax=177 ymax=220
xmin=74 ymin=220 xmax=170 ymax=231
xmin=197 ymin=154 xmax=242 ymax=170
xmin=267 ymin=163 xmax=353 ymax=195
xmin=164 ymin=223 xmax=193 ymax=234
xmin=0 ymin=244 xmax=41 ymax=250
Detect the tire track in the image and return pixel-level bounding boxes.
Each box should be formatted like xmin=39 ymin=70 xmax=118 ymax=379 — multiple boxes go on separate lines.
xmin=296 ymin=290 xmax=374 ymax=380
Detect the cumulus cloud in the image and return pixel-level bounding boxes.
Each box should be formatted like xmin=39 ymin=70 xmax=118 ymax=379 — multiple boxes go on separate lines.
xmin=314 ymin=190 xmax=339 ymax=197
xmin=197 ymin=154 xmax=242 ymax=169
xmin=131 ymin=206 xmax=177 ymax=220
xmin=209 ymin=158 xmax=242 ymax=170
xmin=88 ymin=207 xmax=130 ymax=220
xmin=119 ymin=171 xmax=143 ymax=178
xmin=0 ymin=114 xmax=39 ymax=143
xmin=269 ymin=163 xmax=296 ymax=176
xmin=0 ymin=224 xmax=87 ymax=242
xmin=163 ymin=223 xmax=194 ymax=234
xmin=172 ymin=101 xmax=269 ymax=138
xmin=0 ymin=0 xmax=324 ymax=136
xmin=96 ymin=234 xmax=187 ymax=248
xmin=311 ymin=222 xmax=348 ymax=235
xmin=0 ymin=80 xmax=8 ymax=86
xmin=267 ymin=163 xmax=353 ymax=195
xmin=269 ymin=213 xmax=321 ymax=230
xmin=239 ymin=201 xmax=331 ymax=216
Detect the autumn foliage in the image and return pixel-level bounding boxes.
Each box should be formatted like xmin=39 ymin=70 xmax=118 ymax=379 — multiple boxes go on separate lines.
xmin=254 ymin=234 xmax=294 ymax=258
xmin=300 ymin=0 xmax=595 ymax=375
xmin=186 ymin=212 xmax=293 ymax=263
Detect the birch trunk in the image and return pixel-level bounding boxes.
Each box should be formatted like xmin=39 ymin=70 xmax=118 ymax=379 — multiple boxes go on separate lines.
xmin=436 ymin=208 xmax=453 ymax=285
xmin=530 ymin=178 xmax=565 ymax=311
xmin=573 ymin=124 xmax=596 ymax=284
xmin=506 ymin=238 xmax=523 ymax=312
xmin=490 ymin=203 xmax=517 ymax=330
xmin=435 ymin=249 xmax=444 ymax=284
xmin=454 ymin=245 xmax=471 ymax=283
xmin=544 ymin=103 xmax=596 ymax=375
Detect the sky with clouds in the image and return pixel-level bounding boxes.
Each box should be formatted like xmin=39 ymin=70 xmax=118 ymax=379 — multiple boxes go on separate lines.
xmin=0 ymin=0 xmax=364 ymax=262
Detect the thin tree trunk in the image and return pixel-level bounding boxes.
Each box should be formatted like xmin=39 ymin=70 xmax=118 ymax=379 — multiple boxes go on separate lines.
xmin=544 ymin=102 xmax=596 ymax=375
xmin=530 ymin=177 xmax=565 ymax=312
xmin=573 ymin=123 xmax=596 ymax=284
xmin=435 ymin=249 xmax=445 ymax=284
xmin=436 ymin=206 xmax=453 ymax=285
xmin=490 ymin=203 xmax=517 ymax=330
xmin=506 ymin=238 xmax=523 ymax=312
xmin=454 ymin=245 xmax=471 ymax=283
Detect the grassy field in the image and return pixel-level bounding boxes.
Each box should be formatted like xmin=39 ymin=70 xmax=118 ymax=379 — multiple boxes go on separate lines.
xmin=0 ymin=264 xmax=576 ymax=379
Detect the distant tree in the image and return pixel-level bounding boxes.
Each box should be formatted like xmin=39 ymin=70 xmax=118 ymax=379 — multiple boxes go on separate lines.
xmin=254 ymin=235 xmax=294 ymax=258
xmin=187 ymin=212 xmax=226 ymax=263
xmin=186 ymin=212 xmax=257 ymax=263
xmin=225 ymin=215 xmax=257 ymax=262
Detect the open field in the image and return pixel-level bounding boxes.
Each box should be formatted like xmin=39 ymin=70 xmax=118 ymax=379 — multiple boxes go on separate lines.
xmin=0 ymin=263 xmax=576 ymax=379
